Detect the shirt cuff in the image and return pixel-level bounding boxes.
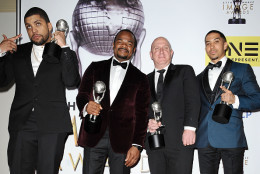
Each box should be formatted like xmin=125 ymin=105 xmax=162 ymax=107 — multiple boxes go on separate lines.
xmin=0 ymin=48 xmax=6 ymax=57
xmin=82 ymin=103 xmax=88 ymax=117
xmin=61 ymin=45 xmax=69 ymax=48
xmin=232 ymin=95 xmax=239 ymax=109
xmin=132 ymin=144 xmax=142 ymax=147
xmin=184 ymin=126 xmax=196 ymax=131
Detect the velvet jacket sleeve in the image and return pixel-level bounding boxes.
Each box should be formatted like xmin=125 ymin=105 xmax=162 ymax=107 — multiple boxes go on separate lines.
xmin=0 ymin=53 xmax=14 ymax=88
xmin=132 ymin=75 xmax=150 ymax=146
xmin=76 ymin=62 xmax=95 ymax=117
xmin=60 ymin=47 xmax=80 ymax=88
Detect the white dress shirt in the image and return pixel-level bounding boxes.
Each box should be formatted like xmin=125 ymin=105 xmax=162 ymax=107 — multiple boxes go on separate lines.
xmin=31 ymin=44 xmax=44 ymax=76
xmin=153 ymin=64 xmax=196 ymax=131
xmin=208 ymin=56 xmax=239 ymax=108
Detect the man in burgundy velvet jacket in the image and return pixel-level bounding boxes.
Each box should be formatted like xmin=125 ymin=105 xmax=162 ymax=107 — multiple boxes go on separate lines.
xmin=76 ymin=29 xmax=150 ymax=174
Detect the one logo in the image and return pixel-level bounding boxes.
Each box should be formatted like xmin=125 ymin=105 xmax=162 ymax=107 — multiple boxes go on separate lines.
xmin=205 ymin=36 xmax=260 ymax=67
xmin=222 ymin=0 xmax=255 ymax=24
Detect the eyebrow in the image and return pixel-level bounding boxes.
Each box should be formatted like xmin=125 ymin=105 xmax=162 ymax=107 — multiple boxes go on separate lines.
xmin=206 ymin=37 xmax=220 ymax=43
xmin=25 ymin=19 xmax=42 ymax=26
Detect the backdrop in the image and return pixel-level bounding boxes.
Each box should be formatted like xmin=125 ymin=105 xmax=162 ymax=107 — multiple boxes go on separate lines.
xmin=17 ymin=0 xmax=260 ymax=173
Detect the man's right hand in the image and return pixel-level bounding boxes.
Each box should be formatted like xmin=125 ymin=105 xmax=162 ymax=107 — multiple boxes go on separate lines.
xmin=0 ymin=34 xmax=22 ymax=54
xmin=86 ymin=101 xmax=102 ymax=116
xmin=148 ymin=119 xmax=161 ymax=133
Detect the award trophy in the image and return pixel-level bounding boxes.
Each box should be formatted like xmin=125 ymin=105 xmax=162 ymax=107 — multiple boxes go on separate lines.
xmin=84 ymin=81 xmax=106 ymax=134
xmin=43 ymin=19 xmax=69 ymax=62
xmin=148 ymin=102 xmax=165 ymax=150
xmin=212 ymin=71 xmax=234 ymax=124
xmin=228 ymin=0 xmax=246 ymax=24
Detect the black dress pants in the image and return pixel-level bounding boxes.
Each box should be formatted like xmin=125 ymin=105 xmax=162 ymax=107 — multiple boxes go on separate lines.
xmin=147 ymin=147 xmax=194 ymax=174
xmin=83 ymin=129 xmax=130 ymax=174
xmin=8 ymin=112 xmax=68 ymax=174
xmin=198 ymin=146 xmax=245 ymax=174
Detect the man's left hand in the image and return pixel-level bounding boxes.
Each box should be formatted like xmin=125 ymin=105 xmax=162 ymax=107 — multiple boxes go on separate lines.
xmin=220 ymin=86 xmax=235 ymax=104
xmin=182 ymin=130 xmax=196 ymax=146
xmin=125 ymin=146 xmax=140 ymax=167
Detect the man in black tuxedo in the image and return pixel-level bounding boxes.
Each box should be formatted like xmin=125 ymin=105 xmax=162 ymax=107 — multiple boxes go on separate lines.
xmin=146 ymin=37 xmax=200 ymax=174
xmin=0 ymin=7 xmax=80 ymax=174
xmin=77 ymin=29 xmax=150 ymax=174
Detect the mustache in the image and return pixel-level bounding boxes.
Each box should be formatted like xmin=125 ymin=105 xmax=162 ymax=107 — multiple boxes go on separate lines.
xmin=118 ymin=48 xmax=129 ymax=53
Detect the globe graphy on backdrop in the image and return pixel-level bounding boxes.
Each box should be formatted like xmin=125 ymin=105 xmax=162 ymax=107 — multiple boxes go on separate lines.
xmin=70 ymin=0 xmax=146 ymax=74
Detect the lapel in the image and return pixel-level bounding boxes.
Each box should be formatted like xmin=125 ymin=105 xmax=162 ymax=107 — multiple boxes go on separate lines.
xmin=23 ymin=43 xmax=35 ymax=80
xmin=202 ymin=68 xmax=212 ymax=103
xmin=101 ymin=58 xmax=112 ymax=107
xmin=148 ymin=71 xmax=157 ymax=102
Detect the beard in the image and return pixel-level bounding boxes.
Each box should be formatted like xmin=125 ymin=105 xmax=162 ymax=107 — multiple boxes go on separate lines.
xmin=116 ymin=48 xmax=130 ymax=60
xmin=31 ymin=34 xmax=49 ymax=46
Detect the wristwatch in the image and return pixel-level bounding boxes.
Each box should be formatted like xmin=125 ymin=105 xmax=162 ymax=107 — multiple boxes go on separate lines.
xmin=132 ymin=145 xmax=143 ymax=152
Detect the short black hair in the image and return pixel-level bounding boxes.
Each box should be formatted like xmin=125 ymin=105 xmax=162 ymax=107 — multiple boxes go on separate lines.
xmin=24 ymin=7 xmax=50 ymax=23
xmin=114 ymin=29 xmax=137 ymax=49
xmin=205 ymin=30 xmax=227 ymax=43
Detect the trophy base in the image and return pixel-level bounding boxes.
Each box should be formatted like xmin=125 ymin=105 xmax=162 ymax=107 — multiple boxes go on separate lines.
xmin=84 ymin=114 xmax=102 ymax=134
xmin=42 ymin=42 xmax=61 ymax=63
xmin=228 ymin=18 xmax=246 ymax=24
xmin=148 ymin=134 xmax=165 ymax=150
xmin=212 ymin=104 xmax=232 ymax=124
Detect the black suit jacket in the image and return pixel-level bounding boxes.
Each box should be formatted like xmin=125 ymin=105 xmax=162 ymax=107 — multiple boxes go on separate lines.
xmin=0 ymin=42 xmax=80 ymax=133
xmin=146 ymin=64 xmax=200 ymax=152
xmin=77 ymin=58 xmax=150 ymax=154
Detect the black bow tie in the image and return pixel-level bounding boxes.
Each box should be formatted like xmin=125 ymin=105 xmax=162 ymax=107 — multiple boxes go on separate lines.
xmin=113 ymin=59 xmax=127 ymax=69
xmin=207 ymin=61 xmax=222 ymax=70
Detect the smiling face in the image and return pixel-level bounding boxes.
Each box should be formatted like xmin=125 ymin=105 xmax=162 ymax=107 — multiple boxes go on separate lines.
xmin=150 ymin=37 xmax=173 ymax=70
xmin=205 ymin=32 xmax=228 ymax=63
xmin=113 ymin=30 xmax=136 ymax=62
xmin=25 ymin=14 xmax=52 ymax=46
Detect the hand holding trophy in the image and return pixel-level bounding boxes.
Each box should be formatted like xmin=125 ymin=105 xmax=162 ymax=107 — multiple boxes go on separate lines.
xmin=212 ymin=71 xmax=234 ymax=124
xmin=85 ymin=81 xmax=106 ymax=134
xmin=148 ymin=102 xmax=165 ymax=150
xmin=43 ymin=19 xmax=69 ymax=62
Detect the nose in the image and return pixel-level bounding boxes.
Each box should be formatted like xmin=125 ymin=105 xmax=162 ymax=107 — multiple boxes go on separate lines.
xmin=32 ymin=26 xmax=37 ymax=33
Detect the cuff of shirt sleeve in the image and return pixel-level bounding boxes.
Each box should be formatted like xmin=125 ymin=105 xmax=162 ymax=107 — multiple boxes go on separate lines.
xmin=184 ymin=126 xmax=196 ymax=131
xmin=0 ymin=48 xmax=6 ymax=57
xmin=232 ymin=95 xmax=239 ymax=109
xmin=82 ymin=103 xmax=88 ymax=117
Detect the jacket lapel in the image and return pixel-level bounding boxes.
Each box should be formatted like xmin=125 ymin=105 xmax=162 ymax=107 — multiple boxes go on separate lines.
xmin=148 ymin=71 xmax=157 ymax=102
xmin=201 ymin=68 xmax=212 ymax=103
xmin=23 ymin=43 xmax=35 ymax=80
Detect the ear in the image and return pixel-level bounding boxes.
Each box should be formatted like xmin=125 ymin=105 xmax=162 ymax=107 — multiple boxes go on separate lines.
xmin=224 ymin=41 xmax=228 ymax=51
xmin=150 ymin=51 xmax=153 ymax=60
xmin=47 ymin=22 xmax=53 ymax=33
xmin=171 ymin=50 xmax=174 ymax=58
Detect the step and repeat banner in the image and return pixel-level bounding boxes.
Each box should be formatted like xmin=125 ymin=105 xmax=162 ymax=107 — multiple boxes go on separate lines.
xmin=18 ymin=0 xmax=260 ymax=173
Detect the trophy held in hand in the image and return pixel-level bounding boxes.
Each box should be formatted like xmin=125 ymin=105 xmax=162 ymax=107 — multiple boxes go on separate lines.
xmin=85 ymin=81 xmax=106 ymax=134
xmin=43 ymin=19 xmax=69 ymax=63
xmin=148 ymin=102 xmax=165 ymax=150
xmin=212 ymin=71 xmax=234 ymax=124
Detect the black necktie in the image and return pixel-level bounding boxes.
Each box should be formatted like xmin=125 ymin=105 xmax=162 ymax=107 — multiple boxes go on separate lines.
xmin=156 ymin=69 xmax=165 ymax=101
xmin=113 ymin=59 xmax=127 ymax=69
xmin=207 ymin=61 xmax=222 ymax=70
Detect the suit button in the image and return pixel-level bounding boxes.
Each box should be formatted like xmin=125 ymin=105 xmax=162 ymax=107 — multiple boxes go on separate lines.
xmin=210 ymin=107 xmax=213 ymax=110
xmin=34 ymin=98 xmax=38 ymax=101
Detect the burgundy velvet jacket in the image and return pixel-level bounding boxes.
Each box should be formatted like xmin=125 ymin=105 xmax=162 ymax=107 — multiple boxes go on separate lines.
xmin=77 ymin=58 xmax=150 ymax=154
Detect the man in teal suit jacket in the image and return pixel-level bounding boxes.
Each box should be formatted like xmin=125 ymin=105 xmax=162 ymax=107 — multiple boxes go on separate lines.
xmin=196 ymin=30 xmax=260 ymax=174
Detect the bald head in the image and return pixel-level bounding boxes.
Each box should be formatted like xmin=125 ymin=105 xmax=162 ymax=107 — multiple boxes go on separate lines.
xmin=151 ymin=37 xmax=172 ymax=51
xmin=150 ymin=37 xmax=174 ymax=70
